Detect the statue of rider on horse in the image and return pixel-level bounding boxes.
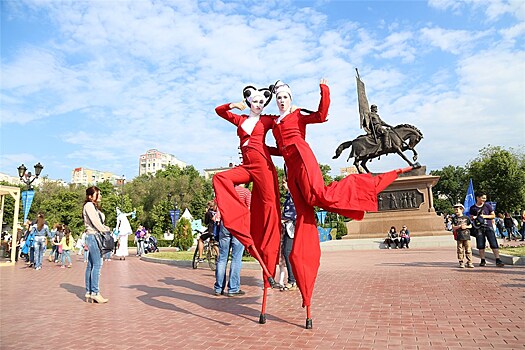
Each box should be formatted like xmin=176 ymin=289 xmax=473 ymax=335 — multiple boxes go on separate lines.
xmin=333 ymin=69 xmax=423 ymax=174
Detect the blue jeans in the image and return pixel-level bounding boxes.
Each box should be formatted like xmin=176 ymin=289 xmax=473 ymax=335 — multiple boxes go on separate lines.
xmin=214 ymin=224 xmax=244 ymax=294
xmin=85 ymin=234 xmax=102 ymax=294
xmin=282 ymin=231 xmax=296 ymax=284
xmin=61 ymin=250 xmax=72 ymax=265
xmin=33 ymin=236 xmax=46 ymax=268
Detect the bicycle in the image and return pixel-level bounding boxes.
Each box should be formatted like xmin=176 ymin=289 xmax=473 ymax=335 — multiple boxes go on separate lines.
xmin=192 ymin=230 xmax=218 ymax=271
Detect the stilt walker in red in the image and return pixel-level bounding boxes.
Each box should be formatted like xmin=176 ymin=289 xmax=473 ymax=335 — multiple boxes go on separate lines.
xmin=212 ymin=86 xmax=282 ymax=324
xmin=270 ymin=79 xmax=415 ymax=329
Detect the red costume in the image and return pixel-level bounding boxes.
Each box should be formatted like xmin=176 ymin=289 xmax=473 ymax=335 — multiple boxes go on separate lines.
xmin=212 ymin=105 xmax=282 ymax=292
xmin=271 ymin=83 xmax=398 ymax=324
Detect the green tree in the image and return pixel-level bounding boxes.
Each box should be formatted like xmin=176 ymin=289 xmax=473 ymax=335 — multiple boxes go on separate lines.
xmin=430 ymin=165 xmax=469 ymax=205
xmin=31 ymin=181 xmax=85 ymax=236
xmin=173 ymin=217 xmax=193 ymax=251
xmin=335 ymin=219 xmax=348 ymax=240
xmin=319 ymin=164 xmax=333 ymax=185
xmin=467 ymin=146 xmax=525 ymax=213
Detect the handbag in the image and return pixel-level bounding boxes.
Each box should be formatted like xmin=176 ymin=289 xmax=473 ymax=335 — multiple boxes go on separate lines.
xmin=94 ymin=231 xmax=115 ymax=255
xmin=58 ymin=244 xmax=63 ymax=254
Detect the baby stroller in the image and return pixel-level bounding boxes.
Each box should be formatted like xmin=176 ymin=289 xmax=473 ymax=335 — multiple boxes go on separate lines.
xmin=143 ymin=235 xmax=159 ymax=254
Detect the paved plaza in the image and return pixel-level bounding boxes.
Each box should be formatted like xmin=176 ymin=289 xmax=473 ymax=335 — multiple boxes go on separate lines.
xmin=1 ymin=246 xmax=524 ymax=349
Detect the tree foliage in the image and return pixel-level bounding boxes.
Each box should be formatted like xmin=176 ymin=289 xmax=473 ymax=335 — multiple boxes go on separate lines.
xmin=430 ymin=165 xmax=468 ymax=205
xmin=467 ymin=146 xmax=525 ymax=213
xmin=431 ymin=146 xmax=525 ymax=215
xmin=173 ymin=217 xmax=193 ymax=251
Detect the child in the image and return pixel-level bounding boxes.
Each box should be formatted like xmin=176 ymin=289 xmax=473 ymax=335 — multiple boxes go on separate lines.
xmin=60 ymin=227 xmax=75 ymax=268
xmin=452 ymin=203 xmax=474 ymax=268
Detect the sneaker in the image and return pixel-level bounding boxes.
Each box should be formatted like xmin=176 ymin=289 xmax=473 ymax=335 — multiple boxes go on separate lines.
xmin=496 ymin=259 xmax=505 ymax=267
xmin=227 ymin=290 xmax=246 ymax=297
xmin=214 ymin=291 xmax=224 ymax=296
xmin=35 ymin=266 xmax=41 ymax=270
xmin=197 ymin=258 xmax=205 ymax=263
xmin=479 ymin=259 xmax=486 ymax=267
xmin=284 ymin=283 xmax=298 ymax=291
xmin=68 ymin=264 xmax=72 ymax=268
xmin=459 ymin=262 xmax=465 ymax=268
xmin=61 ymin=266 xmax=65 ymax=269
xmin=466 ymin=263 xmax=474 ymax=268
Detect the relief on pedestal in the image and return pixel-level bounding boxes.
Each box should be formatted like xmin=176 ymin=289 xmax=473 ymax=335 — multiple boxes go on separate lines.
xmin=377 ymin=189 xmax=424 ymax=211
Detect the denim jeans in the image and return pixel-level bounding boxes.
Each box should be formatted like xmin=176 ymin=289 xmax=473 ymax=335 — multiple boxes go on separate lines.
xmin=85 ymin=234 xmax=102 ymax=294
xmin=137 ymin=240 xmax=144 ymax=256
xmin=61 ymin=250 xmax=72 ymax=265
xmin=282 ymin=231 xmax=296 ymax=284
xmin=214 ymin=224 xmax=244 ymax=294
xmin=33 ymin=236 xmax=46 ymax=268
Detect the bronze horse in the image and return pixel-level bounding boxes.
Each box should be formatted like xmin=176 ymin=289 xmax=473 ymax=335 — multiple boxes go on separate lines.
xmin=333 ymin=124 xmax=423 ymax=173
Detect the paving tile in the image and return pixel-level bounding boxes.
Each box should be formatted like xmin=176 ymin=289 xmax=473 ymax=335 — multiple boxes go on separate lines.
xmin=1 ymin=247 xmax=524 ymax=349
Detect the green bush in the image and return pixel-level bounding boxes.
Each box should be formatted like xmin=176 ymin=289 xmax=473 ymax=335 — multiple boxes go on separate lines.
xmin=336 ymin=220 xmax=348 ymax=240
xmin=173 ymin=218 xmax=193 ymax=251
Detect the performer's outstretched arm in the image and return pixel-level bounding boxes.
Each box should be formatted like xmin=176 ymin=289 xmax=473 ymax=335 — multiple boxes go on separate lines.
xmin=301 ymin=78 xmax=330 ymax=125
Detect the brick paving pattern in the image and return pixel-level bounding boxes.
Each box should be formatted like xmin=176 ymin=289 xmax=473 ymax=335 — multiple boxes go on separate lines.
xmin=1 ymin=247 xmax=524 ymax=349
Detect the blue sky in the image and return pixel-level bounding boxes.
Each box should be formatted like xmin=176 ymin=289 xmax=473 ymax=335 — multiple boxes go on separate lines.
xmin=1 ymin=0 xmax=524 ymax=182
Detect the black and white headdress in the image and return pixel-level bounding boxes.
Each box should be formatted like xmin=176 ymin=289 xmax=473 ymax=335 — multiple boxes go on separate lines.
xmin=243 ymin=86 xmax=272 ymax=107
xmin=269 ymin=80 xmax=292 ymax=100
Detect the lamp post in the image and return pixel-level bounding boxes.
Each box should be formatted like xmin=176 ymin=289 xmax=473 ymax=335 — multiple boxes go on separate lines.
xmin=119 ymin=175 xmax=126 ymax=206
xmin=17 ymin=162 xmax=44 ymax=190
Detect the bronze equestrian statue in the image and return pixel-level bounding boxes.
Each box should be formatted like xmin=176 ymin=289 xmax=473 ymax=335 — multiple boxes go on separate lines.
xmin=333 ymin=69 xmax=423 ymax=174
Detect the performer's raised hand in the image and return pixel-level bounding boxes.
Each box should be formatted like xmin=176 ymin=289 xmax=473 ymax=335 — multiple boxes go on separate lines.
xmin=320 ymin=78 xmax=328 ymax=85
xmin=230 ymin=101 xmax=246 ymax=110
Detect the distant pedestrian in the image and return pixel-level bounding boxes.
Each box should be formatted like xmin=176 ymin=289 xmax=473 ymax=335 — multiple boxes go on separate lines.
xmin=452 ymin=204 xmax=474 ymax=268
xmin=31 ymin=213 xmax=51 ymax=270
xmin=520 ymin=210 xmax=525 ymax=241
xmin=503 ymin=212 xmax=517 ymax=241
xmin=280 ymin=178 xmax=297 ymax=291
xmin=60 ymin=227 xmax=74 ymax=268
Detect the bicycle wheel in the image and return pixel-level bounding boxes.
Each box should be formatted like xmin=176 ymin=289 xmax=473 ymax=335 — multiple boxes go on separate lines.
xmin=192 ymin=247 xmax=199 ymax=269
xmin=207 ymin=243 xmax=217 ymax=271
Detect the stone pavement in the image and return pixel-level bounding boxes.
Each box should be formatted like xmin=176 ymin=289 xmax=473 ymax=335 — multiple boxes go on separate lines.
xmin=1 ymin=247 xmax=524 ymax=350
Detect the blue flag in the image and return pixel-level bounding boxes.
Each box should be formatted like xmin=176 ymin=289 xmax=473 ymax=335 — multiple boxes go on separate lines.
xmin=316 ymin=210 xmax=327 ymax=225
xmin=463 ymin=179 xmax=475 ymax=213
xmin=21 ymin=190 xmax=35 ymax=222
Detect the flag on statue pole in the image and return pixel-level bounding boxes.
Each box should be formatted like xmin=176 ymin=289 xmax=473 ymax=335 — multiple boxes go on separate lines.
xmin=463 ymin=179 xmax=475 ymax=213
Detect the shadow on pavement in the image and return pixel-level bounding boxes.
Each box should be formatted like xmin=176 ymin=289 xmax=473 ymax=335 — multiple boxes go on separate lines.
xmin=60 ymin=283 xmax=86 ymax=301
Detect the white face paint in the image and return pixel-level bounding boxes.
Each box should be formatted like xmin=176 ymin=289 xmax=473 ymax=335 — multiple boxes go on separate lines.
xmin=249 ymin=95 xmax=265 ymax=115
xmin=276 ymin=92 xmax=291 ymax=114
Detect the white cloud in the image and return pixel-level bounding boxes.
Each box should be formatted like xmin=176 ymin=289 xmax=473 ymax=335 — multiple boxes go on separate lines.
xmin=419 ymin=27 xmax=492 ymax=55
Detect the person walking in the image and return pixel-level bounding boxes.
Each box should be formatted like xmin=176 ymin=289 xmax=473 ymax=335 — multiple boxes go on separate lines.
xmin=469 ymin=191 xmax=504 ymax=267
xmin=83 ymin=186 xmax=111 ymax=303
xmin=60 ymin=227 xmax=75 ymax=268
xmin=31 ymin=213 xmax=51 ymax=270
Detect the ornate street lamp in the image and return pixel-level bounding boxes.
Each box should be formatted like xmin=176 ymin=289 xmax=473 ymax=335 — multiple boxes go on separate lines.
xmin=17 ymin=162 xmax=44 ymax=190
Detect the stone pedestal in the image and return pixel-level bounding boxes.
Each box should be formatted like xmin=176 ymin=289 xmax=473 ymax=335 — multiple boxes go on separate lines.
xmin=344 ymin=168 xmax=448 ymax=239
